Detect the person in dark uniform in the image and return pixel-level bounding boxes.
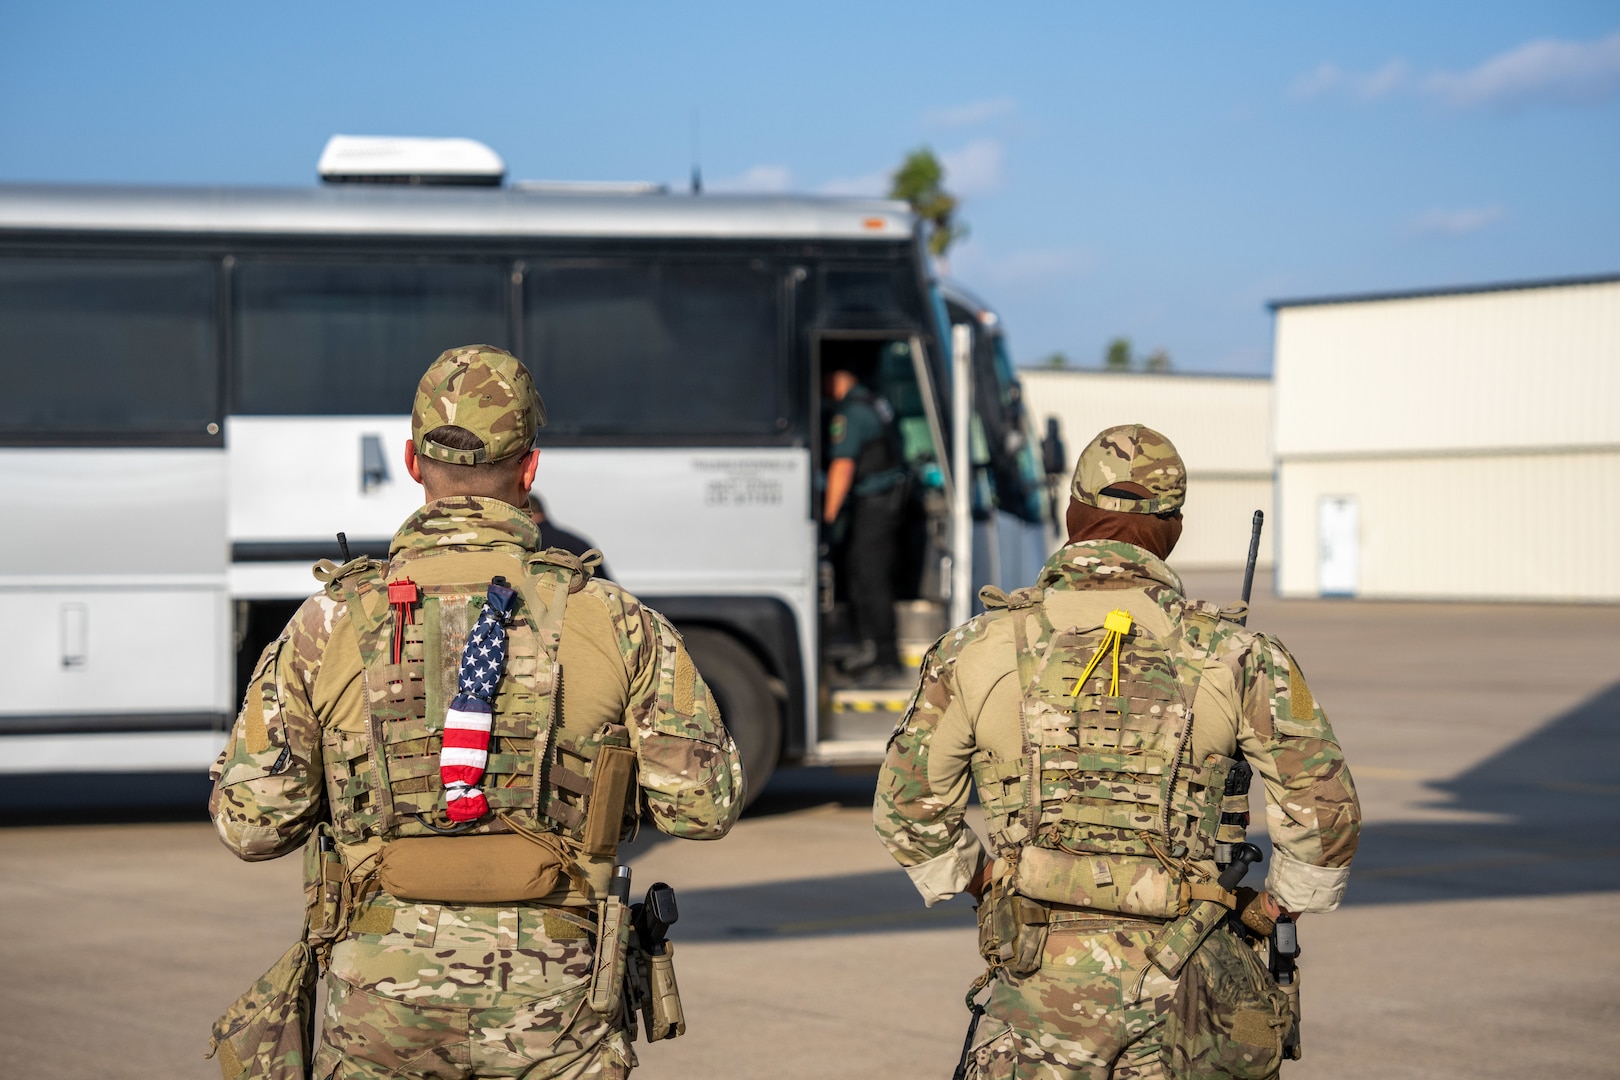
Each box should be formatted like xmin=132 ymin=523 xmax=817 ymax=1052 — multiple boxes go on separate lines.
xmin=527 ymin=492 xmax=614 ymax=582
xmin=823 ymin=363 xmax=907 ymax=683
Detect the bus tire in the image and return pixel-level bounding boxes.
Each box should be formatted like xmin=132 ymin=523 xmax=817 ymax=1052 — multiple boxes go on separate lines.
xmin=679 ymin=627 xmax=781 ymax=808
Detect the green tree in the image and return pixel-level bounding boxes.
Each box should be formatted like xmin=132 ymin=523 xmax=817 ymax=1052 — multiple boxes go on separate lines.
xmin=1144 ymin=348 xmax=1172 ymax=373
xmin=889 ymin=148 xmax=967 ymax=259
xmin=1104 ymin=337 xmax=1133 ymax=371
xmin=1041 ymin=351 xmax=1071 ymax=369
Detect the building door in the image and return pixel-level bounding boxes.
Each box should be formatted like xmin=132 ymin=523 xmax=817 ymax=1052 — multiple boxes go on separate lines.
xmin=1318 ymin=495 xmax=1359 ymax=597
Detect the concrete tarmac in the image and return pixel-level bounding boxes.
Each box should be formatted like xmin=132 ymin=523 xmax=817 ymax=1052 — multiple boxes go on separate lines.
xmin=3 ymin=575 xmax=1618 ymax=1079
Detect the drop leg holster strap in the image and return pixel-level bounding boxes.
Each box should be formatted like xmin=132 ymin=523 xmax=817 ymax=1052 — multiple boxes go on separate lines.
xmin=588 ymin=898 xmax=631 ymax=1014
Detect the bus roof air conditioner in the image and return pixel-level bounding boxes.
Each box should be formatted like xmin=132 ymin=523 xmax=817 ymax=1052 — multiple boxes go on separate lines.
xmin=317 ymin=135 xmax=506 ymax=187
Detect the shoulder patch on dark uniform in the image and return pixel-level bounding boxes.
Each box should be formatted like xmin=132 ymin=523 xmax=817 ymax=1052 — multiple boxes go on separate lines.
xmin=829 ymin=415 xmax=847 ymax=444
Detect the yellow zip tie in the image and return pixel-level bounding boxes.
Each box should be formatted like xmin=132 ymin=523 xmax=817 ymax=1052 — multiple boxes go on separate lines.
xmin=1071 ymin=610 xmax=1134 ymax=698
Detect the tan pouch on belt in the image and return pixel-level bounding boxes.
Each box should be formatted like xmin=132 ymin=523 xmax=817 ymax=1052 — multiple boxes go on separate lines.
xmin=379 ymin=835 xmax=564 ymax=903
xmin=589 ymin=899 xmax=631 ymax=1014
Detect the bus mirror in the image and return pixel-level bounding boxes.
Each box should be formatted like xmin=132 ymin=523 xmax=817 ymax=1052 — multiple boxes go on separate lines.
xmin=1041 ymin=418 xmax=1067 ymax=478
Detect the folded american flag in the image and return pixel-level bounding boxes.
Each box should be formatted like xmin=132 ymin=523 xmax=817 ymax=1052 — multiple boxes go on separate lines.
xmin=440 ymin=576 xmax=519 ymax=822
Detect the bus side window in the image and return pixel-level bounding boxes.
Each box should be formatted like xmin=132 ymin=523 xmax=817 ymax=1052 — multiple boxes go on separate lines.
xmin=0 ymin=256 xmax=218 ymax=441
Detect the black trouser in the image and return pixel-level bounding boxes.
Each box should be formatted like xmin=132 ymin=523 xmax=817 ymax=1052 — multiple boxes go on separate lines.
xmin=843 ymin=483 xmax=905 ymax=667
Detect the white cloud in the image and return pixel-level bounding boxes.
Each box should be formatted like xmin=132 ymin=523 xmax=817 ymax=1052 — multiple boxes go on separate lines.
xmin=1425 ymin=30 xmax=1620 ymax=109
xmin=941 ymin=138 xmax=1006 ymax=198
xmin=1292 ymin=30 xmax=1620 ymax=110
xmin=1408 ymin=204 xmax=1506 ymax=237
xmin=708 ymin=164 xmax=793 ymax=193
xmin=816 ymin=168 xmax=890 ymax=197
xmin=924 ymin=97 xmax=1017 ymax=128
xmin=1290 ymin=59 xmax=1409 ymax=100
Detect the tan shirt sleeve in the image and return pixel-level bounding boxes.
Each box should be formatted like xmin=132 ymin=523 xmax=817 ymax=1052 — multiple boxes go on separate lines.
xmin=1233 ymin=633 xmax=1362 ymax=913
xmin=208 ymin=593 xmax=342 ymax=861
xmin=873 ymin=627 xmax=993 ymax=906
xmin=584 ymin=582 xmax=744 ymax=841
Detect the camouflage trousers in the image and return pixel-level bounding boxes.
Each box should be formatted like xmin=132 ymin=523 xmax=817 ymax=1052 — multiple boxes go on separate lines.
xmin=965 ymin=916 xmax=1178 ymax=1080
xmin=965 ymin=916 xmax=1289 ymax=1080
xmin=312 ymin=899 xmax=635 ymax=1080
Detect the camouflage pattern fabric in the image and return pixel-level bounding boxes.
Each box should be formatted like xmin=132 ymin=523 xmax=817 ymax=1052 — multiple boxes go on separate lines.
xmin=1070 ymin=424 xmax=1186 ymax=515
xmin=211 ymin=495 xmax=743 ymax=1079
xmin=312 ymin=902 xmax=632 ymax=1079
xmin=874 ymin=541 xmax=1359 ymax=914
xmin=965 ymin=918 xmax=1177 ymax=1080
xmin=211 ymin=497 xmax=745 ymax=860
xmin=875 ymin=539 xmax=1359 ymax=1079
xmin=413 ymin=345 xmax=546 ymax=465
xmin=207 ymin=939 xmax=318 ymax=1080
xmin=1161 ymin=926 xmax=1290 ymax=1080
xmin=980 ymin=584 xmax=1240 ymax=921
xmin=965 ymin=919 xmax=1287 ymax=1080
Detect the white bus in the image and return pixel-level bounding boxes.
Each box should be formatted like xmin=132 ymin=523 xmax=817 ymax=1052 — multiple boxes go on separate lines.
xmin=0 ymin=159 xmax=1053 ymax=796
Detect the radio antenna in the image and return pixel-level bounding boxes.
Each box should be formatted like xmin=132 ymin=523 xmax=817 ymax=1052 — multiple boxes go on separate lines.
xmin=690 ymin=108 xmax=702 ymax=194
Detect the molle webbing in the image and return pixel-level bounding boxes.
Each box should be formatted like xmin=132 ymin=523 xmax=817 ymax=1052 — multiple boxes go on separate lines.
xmin=323 ymin=553 xmax=633 ymax=867
xmin=992 ymin=591 xmax=1234 ymax=919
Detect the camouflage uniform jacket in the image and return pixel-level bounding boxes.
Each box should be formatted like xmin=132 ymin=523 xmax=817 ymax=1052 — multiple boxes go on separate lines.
xmin=211 ymin=495 xmax=744 ymax=870
xmin=874 ymin=540 xmax=1360 ymax=915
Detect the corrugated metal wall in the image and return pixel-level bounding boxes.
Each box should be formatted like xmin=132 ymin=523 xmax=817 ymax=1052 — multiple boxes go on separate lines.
xmin=1273 ymin=277 xmax=1620 ymax=602
xmin=1020 ymin=370 xmax=1273 ymax=568
xmin=1277 ymin=451 xmax=1620 ymax=602
xmin=1276 ymin=279 xmax=1620 ymax=457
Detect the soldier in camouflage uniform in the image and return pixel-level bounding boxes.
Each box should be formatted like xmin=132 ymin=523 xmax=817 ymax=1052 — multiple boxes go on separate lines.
xmin=211 ymin=346 xmax=744 ymax=1080
xmin=874 ymin=424 xmax=1359 ymax=1079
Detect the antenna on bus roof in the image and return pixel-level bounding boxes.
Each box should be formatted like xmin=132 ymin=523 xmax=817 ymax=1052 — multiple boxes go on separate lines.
xmin=690 ymin=109 xmax=703 ymax=195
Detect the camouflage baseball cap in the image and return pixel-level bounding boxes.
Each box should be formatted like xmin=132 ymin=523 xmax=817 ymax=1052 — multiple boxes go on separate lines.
xmin=1070 ymin=423 xmax=1186 ymax=515
xmin=411 ymin=345 xmax=546 ymax=465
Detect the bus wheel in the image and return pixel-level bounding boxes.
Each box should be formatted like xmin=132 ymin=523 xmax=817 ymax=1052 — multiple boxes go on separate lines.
xmin=679 ymin=628 xmax=781 ymax=808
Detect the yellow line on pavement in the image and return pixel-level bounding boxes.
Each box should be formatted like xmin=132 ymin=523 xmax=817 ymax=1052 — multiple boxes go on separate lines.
xmin=835 ymin=700 xmax=907 ymax=713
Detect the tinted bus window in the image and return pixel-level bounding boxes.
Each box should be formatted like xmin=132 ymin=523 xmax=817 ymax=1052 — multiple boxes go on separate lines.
xmin=820 ymin=267 xmax=919 ymax=330
xmin=234 ymin=261 xmax=508 ymax=415
xmin=525 ymin=262 xmax=782 ymax=438
xmin=0 ymin=257 xmax=217 ymax=442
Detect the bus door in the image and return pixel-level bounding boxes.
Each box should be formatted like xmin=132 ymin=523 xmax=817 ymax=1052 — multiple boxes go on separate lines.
xmin=950 ymin=307 xmax=1050 ymax=602
xmin=224 ymin=257 xmax=514 ymax=687
xmin=812 ymin=329 xmax=951 ymax=747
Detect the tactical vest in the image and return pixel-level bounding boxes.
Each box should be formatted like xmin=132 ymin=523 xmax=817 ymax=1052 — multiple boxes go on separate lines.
xmin=972 ymin=587 xmax=1249 ymax=920
xmin=314 ymin=546 xmax=635 ymax=907
xmin=847 ymin=388 xmax=906 ymax=490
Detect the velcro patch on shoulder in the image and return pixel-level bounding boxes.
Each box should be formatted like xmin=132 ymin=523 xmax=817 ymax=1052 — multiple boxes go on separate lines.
xmin=243 ymin=688 xmax=271 ymax=754
xmin=674 ymin=650 xmax=696 ymax=715
xmin=1289 ymin=658 xmax=1315 ymax=720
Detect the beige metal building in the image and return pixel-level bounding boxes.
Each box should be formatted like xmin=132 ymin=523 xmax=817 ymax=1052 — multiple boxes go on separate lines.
xmin=1019 ymin=369 xmax=1274 ymax=569
xmin=1271 ymin=273 xmax=1620 ymax=602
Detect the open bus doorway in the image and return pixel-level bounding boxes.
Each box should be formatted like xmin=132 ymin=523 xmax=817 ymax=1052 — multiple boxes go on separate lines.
xmin=814 ymin=334 xmax=950 ymax=741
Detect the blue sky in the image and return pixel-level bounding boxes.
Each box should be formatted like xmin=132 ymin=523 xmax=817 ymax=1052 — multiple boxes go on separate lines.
xmin=3 ymin=2 xmax=1616 ymax=373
